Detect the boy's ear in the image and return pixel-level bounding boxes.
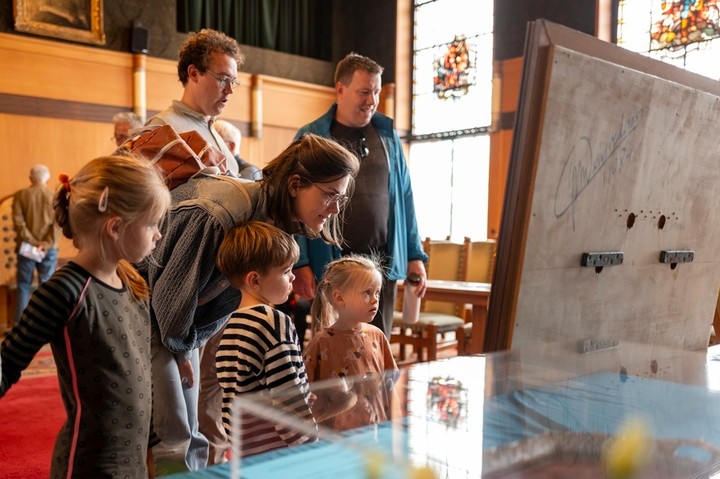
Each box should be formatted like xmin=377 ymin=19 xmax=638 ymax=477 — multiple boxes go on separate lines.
xmin=246 ymin=271 xmax=260 ymax=287
xmin=105 ymin=216 xmax=123 ymax=241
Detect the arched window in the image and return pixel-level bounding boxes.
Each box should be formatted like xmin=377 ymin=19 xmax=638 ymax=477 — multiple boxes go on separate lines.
xmin=617 ymin=0 xmax=720 ymax=79
xmin=410 ymin=0 xmax=494 ymax=240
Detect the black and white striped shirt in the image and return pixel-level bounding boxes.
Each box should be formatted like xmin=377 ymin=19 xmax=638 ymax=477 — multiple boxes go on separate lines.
xmin=216 ymin=304 xmax=316 ymax=457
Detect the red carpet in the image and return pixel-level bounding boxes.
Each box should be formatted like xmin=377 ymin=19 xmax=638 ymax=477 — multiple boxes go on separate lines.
xmin=0 ymin=359 xmax=64 ymax=478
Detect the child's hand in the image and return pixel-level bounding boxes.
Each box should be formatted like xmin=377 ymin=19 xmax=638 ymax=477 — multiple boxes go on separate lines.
xmin=177 ymin=359 xmax=195 ymax=388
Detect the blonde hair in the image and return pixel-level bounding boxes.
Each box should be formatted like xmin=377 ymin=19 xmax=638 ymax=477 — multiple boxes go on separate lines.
xmin=54 ymin=155 xmax=171 ymax=300
xmin=216 ymin=221 xmax=300 ymax=285
xmin=311 ymin=254 xmax=384 ymax=332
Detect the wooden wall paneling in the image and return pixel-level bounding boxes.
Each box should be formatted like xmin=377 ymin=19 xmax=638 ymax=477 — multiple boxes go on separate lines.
xmin=0 ymin=33 xmax=132 ymax=107
xmin=499 ymin=58 xmax=524 ymax=114
xmin=488 ymin=57 xmax=524 ymax=240
xmin=262 ymin=76 xmax=334 ymax=130
xmin=2 ymin=113 xmax=102 ymax=259
xmin=0 ymin=33 xmax=342 ymax=253
xmin=145 ymin=56 xmax=186 ymax=114
xmin=251 ymin=125 xmax=303 ymax=167
xmin=2 ymin=114 xmax=111 ymax=192
xmin=487 ymin=129 xmax=513 ymax=239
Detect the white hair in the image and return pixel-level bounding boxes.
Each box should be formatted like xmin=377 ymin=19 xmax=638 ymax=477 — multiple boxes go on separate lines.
xmin=30 ymin=164 xmax=50 ymax=184
xmin=214 ymin=119 xmax=241 ymax=155
xmin=113 ymin=111 xmax=143 ymax=128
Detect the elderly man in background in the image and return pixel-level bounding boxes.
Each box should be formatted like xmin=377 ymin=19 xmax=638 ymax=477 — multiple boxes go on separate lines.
xmin=112 ymin=111 xmax=143 ymax=146
xmin=12 ymin=164 xmax=59 ymax=324
xmin=214 ymin=119 xmax=260 ymax=180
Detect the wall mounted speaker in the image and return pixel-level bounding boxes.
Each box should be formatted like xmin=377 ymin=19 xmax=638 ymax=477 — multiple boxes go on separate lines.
xmin=131 ymin=20 xmax=149 ymax=54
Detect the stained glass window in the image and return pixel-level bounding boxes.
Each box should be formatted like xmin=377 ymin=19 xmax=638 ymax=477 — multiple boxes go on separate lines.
xmin=410 ymin=0 xmax=493 ymax=241
xmin=618 ymin=1 xmax=720 ymax=79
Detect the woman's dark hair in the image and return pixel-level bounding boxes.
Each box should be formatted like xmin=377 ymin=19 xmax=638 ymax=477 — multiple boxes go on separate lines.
xmin=261 ymin=133 xmax=360 ymax=245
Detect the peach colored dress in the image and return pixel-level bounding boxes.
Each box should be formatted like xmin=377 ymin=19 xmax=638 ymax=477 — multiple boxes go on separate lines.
xmin=303 ymin=323 xmax=398 ymax=431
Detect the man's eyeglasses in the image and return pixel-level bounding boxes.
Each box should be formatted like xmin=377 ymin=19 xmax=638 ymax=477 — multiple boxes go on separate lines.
xmin=205 ymin=71 xmax=240 ymax=92
xmin=312 ymin=183 xmax=349 ymax=207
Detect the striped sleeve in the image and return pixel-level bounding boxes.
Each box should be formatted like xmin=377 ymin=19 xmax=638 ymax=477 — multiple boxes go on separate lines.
xmin=0 ymin=264 xmax=87 ymax=396
xmin=216 ymin=305 xmax=316 ymax=456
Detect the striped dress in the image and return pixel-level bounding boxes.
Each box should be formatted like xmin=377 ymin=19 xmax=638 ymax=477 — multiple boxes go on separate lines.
xmin=0 ymin=262 xmax=153 ymax=478
xmin=216 ymin=304 xmax=316 ymax=457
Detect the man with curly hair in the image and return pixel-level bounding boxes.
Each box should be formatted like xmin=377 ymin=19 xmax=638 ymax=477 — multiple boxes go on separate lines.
xmin=145 ymin=28 xmax=245 ymax=471
xmin=147 ymin=28 xmax=244 ymax=176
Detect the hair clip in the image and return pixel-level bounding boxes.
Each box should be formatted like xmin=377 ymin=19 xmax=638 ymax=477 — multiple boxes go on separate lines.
xmin=58 ymin=173 xmax=71 ymax=193
xmin=98 ymin=186 xmax=109 ymax=213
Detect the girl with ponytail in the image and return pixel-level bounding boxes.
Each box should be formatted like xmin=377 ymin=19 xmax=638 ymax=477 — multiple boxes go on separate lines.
xmin=0 ymin=155 xmax=171 ymax=477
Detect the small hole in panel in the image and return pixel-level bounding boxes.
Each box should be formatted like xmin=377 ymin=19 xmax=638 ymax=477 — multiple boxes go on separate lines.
xmin=670 ymin=263 xmax=677 ymax=270
xmin=627 ymin=213 xmax=636 ymax=229
xmin=658 ymin=215 xmax=666 ymax=229
xmin=595 ymin=266 xmax=603 ymax=274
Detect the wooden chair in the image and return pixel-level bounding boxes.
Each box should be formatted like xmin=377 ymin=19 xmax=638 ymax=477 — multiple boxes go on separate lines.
xmin=391 ymin=237 xmax=469 ymax=362
xmin=457 ymin=238 xmax=497 ymax=355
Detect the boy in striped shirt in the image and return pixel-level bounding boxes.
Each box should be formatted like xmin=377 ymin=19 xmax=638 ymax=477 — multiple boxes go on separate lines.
xmin=215 ymin=221 xmax=316 ymax=457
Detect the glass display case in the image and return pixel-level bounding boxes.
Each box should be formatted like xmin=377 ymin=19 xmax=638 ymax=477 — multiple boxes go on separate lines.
xmin=170 ymin=342 xmax=720 ymax=478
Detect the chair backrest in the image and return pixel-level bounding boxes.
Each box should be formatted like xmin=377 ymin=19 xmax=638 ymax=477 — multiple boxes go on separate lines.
xmin=422 ymin=237 xmax=469 ymax=316
xmin=0 ymin=194 xmax=16 ymax=286
xmin=465 ymin=238 xmax=496 ymax=284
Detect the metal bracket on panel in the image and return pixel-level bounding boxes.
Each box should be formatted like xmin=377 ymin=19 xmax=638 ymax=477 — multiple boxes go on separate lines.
xmin=580 ymin=252 xmax=624 ymax=267
xmin=659 ymin=250 xmax=694 ymax=265
xmin=578 ymin=338 xmax=620 ymax=354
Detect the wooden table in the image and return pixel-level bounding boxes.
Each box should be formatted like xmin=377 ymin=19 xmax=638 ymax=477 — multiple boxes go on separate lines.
xmin=397 ymin=279 xmax=491 ymax=354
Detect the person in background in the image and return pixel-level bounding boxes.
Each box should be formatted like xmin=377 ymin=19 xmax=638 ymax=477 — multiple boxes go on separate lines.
xmin=292 ymin=52 xmax=428 ymax=339
xmin=215 ymin=221 xmax=315 ymax=456
xmin=214 ymin=119 xmax=261 ymax=180
xmin=137 ymin=133 xmax=359 ymax=472
xmin=146 ymin=28 xmax=241 ymax=177
xmin=303 ymin=254 xmax=397 ymax=431
xmin=12 ymin=164 xmax=59 ymax=324
xmin=1 ymin=155 xmax=171 ymax=477
xmin=112 ymin=111 xmax=143 ymax=146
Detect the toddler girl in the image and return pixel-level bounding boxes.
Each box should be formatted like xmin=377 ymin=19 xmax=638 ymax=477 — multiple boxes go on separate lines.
xmin=0 ymin=155 xmax=171 ymax=477
xmin=303 ymin=254 xmax=398 ymax=431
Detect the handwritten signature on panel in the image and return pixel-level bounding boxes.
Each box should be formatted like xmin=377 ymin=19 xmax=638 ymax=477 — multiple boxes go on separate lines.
xmin=553 ymin=109 xmax=645 ymax=230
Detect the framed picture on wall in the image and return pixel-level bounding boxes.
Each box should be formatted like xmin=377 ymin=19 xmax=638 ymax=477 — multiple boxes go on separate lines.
xmin=13 ymin=0 xmax=105 ymax=46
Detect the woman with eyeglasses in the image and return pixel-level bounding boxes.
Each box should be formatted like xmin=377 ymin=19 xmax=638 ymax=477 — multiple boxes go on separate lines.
xmin=138 ymin=132 xmax=359 ymax=472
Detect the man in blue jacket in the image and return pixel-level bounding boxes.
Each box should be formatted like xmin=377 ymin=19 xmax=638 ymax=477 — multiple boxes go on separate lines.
xmin=293 ymin=52 xmax=428 ymax=338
